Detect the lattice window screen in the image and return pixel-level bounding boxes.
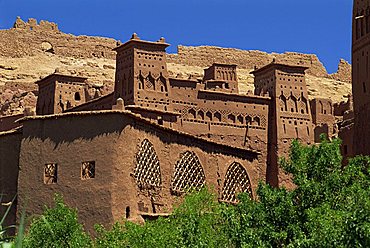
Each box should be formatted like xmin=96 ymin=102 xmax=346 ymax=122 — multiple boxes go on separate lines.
xmin=171 ymin=151 xmax=205 ymax=194
xmin=221 ymin=162 xmax=252 ymax=203
xmin=44 ymin=163 xmax=58 ymax=184
xmin=81 ymin=161 xmax=95 ymax=180
xmin=134 ymin=139 xmax=161 ymax=189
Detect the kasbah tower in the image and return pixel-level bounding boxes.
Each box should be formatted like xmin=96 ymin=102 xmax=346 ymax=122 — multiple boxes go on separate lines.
xmin=353 ymin=0 xmax=370 ymax=155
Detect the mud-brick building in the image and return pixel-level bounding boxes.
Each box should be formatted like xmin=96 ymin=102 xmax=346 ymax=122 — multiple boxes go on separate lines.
xmin=0 ymin=34 xmax=338 ymax=233
xmin=352 ymin=0 xmax=370 ymax=156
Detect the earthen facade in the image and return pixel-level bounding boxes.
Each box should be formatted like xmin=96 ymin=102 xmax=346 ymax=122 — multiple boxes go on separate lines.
xmin=0 ymin=33 xmax=340 ymax=233
xmin=352 ymin=0 xmax=370 ymax=156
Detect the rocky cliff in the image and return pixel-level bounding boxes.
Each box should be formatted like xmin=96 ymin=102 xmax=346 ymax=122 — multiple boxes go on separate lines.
xmin=0 ymin=17 xmax=352 ymax=116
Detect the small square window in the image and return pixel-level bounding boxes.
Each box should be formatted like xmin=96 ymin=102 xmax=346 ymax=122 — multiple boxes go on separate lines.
xmin=44 ymin=163 xmax=58 ymax=184
xmin=81 ymin=161 xmax=95 ymax=180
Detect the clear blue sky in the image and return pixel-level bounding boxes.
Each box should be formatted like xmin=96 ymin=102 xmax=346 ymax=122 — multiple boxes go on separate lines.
xmin=0 ymin=0 xmax=352 ymax=73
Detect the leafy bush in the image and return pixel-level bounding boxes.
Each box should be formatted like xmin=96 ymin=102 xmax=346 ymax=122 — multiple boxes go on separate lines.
xmin=95 ymin=187 xmax=230 ymax=248
xmin=23 ymin=195 xmax=92 ymax=248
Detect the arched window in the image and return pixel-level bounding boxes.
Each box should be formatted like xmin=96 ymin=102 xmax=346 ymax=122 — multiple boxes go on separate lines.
xmin=217 ymin=71 xmax=221 ymax=79
xmin=228 ymin=114 xmax=236 ymax=123
xmin=74 ymin=92 xmax=81 ymax=101
xmin=299 ymin=97 xmax=307 ymax=114
xmin=133 ymin=139 xmax=161 ymax=189
xmin=237 ymin=115 xmax=244 ymax=124
xmin=319 ymin=101 xmax=324 ymax=114
xmin=287 ymin=96 xmax=297 ymax=112
xmin=189 ymin=108 xmax=196 ymax=119
xmin=221 ymin=162 xmax=252 ymax=203
xmin=253 ymin=116 xmax=260 ymax=126
xmin=198 ymin=110 xmax=205 ymax=120
xmin=206 ymin=111 xmax=212 ymax=121
xmin=170 ymin=151 xmax=205 ymax=194
xmin=138 ymin=73 xmax=144 ymax=89
xmin=245 ymin=116 xmax=252 ymax=125
xmin=214 ymin=112 xmax=221 ymax=122
xmin=157 ymin=75 xmax=167 ymax=92
xmin=279 ymin=95 xmax=287 ymax=112
xmin=145 ymin=74 xmax=155 ymax=90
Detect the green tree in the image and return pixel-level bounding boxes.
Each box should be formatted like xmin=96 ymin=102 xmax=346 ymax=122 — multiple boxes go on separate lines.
xmin=223 ymin=138 xmax=370 ymax=247
xmin=95 ymin=187 xmax=230 ymax=248
xmin=23 ymin=195 xmax=92 ymax=248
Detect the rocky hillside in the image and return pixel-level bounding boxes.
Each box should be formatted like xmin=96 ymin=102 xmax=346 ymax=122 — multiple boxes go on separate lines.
xmin=0 ymin=17 xmax=352 ymax=116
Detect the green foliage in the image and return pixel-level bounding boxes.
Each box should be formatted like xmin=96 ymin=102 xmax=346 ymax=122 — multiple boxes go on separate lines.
xmin=23 ymin=195 xmax=92 ymax=248
xmin=0 ymin=195 xmax=16 ymax=248
xmin=95 ymin=187 xmax=230 ymax=248
xmin=222 ymin=138 xmax=370 ymax=247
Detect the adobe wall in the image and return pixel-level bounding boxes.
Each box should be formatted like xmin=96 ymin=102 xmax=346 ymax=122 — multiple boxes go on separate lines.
xmin=334 ymin=95 xmax=352 ymax=116
xmin=111 ymin=113 xmax=263 ymax=222
xmin=310 ymin=98 xmax=335 ymax=141
xmin=17 ymin=111 xmax=263 ymax=232
xmin=339 ymin=122 xmax=354 ymax=165
xmin=17 ymin=113 xmax=122 ymax=233
xmin=0 ymin=130 xmax=22 ymax=234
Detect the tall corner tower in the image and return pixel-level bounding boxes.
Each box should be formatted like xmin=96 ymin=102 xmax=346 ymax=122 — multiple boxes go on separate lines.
xmin=352 ymin=0 xmax=370 ymax=155
xmin=113 ymin=34 xmax=171 ymax=111
xmin=35 ymin=74 xmax=87 ymax=115
xmin=252 ymin=62 xmax=313 ymax=187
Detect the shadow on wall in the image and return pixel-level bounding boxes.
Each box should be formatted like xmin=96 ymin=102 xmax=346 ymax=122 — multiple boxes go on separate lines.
xmin=22 ymin=112 xmax=258 ymax=162
xmin=22 ymin=113 xmax=127 ymax=150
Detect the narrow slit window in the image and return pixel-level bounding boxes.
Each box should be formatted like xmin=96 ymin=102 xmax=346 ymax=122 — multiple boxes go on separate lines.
xmin=74 ymin=92 xmax=81 ymax=101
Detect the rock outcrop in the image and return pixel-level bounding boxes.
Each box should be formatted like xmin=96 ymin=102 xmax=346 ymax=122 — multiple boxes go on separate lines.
xmin=330 ymin=59 xmax=352 ymax=83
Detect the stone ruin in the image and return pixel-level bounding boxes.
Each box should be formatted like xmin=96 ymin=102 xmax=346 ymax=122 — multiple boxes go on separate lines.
xmin=13 ymin=16 xmax=59 ymax=32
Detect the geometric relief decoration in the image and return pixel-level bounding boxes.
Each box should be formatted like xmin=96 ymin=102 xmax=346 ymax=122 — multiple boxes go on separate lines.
xmin=170 ymin=151 xmax=205 ymax=194
xmin=134 ymin=139 xmax=161 ymax=189
xmin=221 ymin=162 xmax=252 ymax=203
